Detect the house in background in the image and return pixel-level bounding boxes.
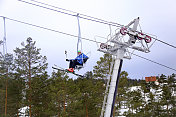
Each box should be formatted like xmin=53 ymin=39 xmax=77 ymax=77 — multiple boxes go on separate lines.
xmin=145 ymin=76 xmax=159 ymax=85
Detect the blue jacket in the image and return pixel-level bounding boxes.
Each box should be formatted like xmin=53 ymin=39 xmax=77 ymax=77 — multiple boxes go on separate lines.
xmin=75 ymin=53 xmax=88 ymax=64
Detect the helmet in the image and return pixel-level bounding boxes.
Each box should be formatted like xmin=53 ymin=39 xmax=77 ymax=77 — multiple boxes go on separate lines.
xmin=78 ymin=50 xmax=81 ymax=53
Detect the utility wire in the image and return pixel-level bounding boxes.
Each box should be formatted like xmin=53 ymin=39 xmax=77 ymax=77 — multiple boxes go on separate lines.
xmin=18 ymin=0 xmax=176 ymax=49
xmin=0 ymin=16 xmax=175 ymax=72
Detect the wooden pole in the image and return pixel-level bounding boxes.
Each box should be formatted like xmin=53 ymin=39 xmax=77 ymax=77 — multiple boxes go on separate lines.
xmin=86 ymin=102 xmax=88 ymax=117
xmin=85 ymin=93 xmax=88 ymax=117
xmin=5 ymin=77 xmax=7 ymax=116
xmin=28 ymin=41 xmax=32 ymax=117
xmin=64 ymin=99 xmax=66 ymax=112
xmin=58 ymin=98 xmax=60 ymax=117
xmin=5 ymin=70 xmax=8 ymax=116
xmin=28 ymin=58 xmax=32 ymax=117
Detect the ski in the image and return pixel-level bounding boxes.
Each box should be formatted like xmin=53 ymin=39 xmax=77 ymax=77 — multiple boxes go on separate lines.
xmin=52 ymin=66 xmax=84 ymax=77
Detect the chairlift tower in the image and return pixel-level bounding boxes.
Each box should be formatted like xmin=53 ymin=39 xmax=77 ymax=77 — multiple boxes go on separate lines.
xmin=0 ymin=17 xmax=13 ymax=70
xmin=1 ymin=17 xmax=7 ymax=64
xmin=98 ymin=17 xmax=153 ymax=117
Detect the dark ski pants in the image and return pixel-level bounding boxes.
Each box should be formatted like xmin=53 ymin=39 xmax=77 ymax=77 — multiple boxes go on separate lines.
xmin=69 ymin=60 xmax=82 ymax=69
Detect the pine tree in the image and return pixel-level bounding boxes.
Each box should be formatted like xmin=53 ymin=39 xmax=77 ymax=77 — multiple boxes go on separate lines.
xmin=71 ymin=72 xmax=104 ymax=117
xmin=93 ymin=54 xmax=112 ymax=79
xmin=48 ymin=70 xmax=69 ymax=117
xmin=0 ymin=52 xmax=6 ymax=116
xmin=129 ymin=89 xmax=143 ymax=116
xmin=168 ymin=74 xmax=176 ymax=116
xmin=66 ymin=77 xmax=82 ymax=117
xmin=13 ymin=37 xmax=48 ymax=117
xmin=157 ymin=74 xmax=170 ymax=116
xmin=160 ymin=74 xmax=176 ymax=116
xmin=0 ymin=73 xmax=6 ymax=116
xmin=115 ymin=71 xmax=129 ymax=116
xmin=0 ymin=52 xmax=20 ymax=116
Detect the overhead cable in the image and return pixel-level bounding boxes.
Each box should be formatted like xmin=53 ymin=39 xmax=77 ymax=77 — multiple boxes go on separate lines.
xmin=0 ymin=16 xmax=100 ymax=44
xmin=29 ymin=0 xmax=122 ymax=27
xmin=152 ymin=37 xmax=176 ymax=49
xmin=18 ymin=0 xmax=176 ymax=49
xmin=132 ymin=53 xmax=176 ymax=72
xmin=18 ymin=0 xmax=122 ymax=27
xmin=0 ymin=16 xmax=175 ymax=72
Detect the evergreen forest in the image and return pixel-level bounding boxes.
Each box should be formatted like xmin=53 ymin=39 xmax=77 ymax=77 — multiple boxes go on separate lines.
xmin=0 ymin=37 xmax=175 ymax=117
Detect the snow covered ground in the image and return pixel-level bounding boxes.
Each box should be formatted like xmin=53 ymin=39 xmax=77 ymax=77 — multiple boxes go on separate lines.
xmin=18 ymin=106 xmax=29 ymax=117
xmin=117 ymin=85 xmax=175 ymax=116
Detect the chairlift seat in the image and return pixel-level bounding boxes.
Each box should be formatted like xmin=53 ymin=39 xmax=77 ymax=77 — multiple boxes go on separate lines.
xmin=75 ymin=64 xmax=83 ymax=70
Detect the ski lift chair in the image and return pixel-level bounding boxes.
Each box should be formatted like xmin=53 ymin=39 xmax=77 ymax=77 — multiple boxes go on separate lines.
xmin=75 ymin=57 xmax=89 ymax=70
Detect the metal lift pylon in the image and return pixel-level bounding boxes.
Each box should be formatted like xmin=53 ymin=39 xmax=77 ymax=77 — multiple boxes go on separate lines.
xmin=98 ymin=17 xmax=153 ymax=117
xmin=105 ymin=50 xmax=124 ymax=117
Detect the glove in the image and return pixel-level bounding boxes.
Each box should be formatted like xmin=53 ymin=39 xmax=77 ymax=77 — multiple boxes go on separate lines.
xmin=66 ymin=59 xmax=69 ymax=61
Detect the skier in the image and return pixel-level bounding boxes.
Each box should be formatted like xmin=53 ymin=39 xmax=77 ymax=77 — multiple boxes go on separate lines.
xmin=67 ymin=50 xmax=88 ymax=72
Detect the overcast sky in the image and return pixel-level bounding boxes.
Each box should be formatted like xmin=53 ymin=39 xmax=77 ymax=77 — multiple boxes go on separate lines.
xmin=0 ymin=0 xmax=176 ymax=79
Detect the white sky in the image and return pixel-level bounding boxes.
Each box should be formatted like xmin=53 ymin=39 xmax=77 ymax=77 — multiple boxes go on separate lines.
xmin=0 ymin=0 xmax=176 ymax=79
